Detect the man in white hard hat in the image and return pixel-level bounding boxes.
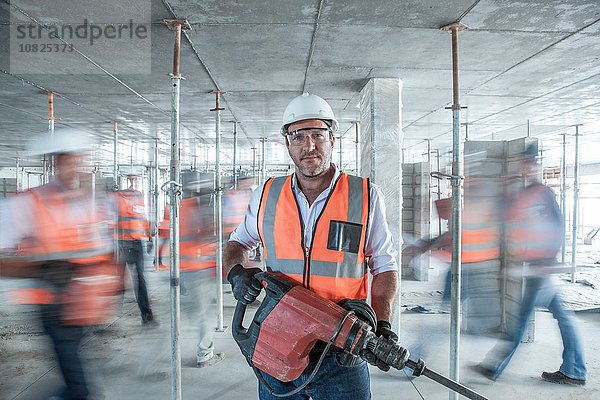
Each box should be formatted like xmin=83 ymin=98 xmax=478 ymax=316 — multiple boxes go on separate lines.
xmin=0 ymin=128 xmax=118 ymax=400
xmin=223 ymin=93 xmax=399 ymax=399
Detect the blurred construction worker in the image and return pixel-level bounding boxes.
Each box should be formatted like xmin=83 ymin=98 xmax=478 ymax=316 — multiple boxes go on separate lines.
xmin=404 ymin=178 xmax=501 ymax=308
xmin=477 ymin=143 xmax=587 ymax=385
xmin=113 ymin=174 xmax=154 ymax=324
xmin=0 ymin=128 xmax=119 ymax=400
xmin=223 ymin=93 xmax=399 ymax=399
xmin=222 ymin=175 xmax=253 ymax=239
xmin=159 ymin=176 xmax=224 ymax=367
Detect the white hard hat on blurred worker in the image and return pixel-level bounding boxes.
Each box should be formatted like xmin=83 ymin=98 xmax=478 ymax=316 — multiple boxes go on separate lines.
xmin=280 ymin=93 xmax=338 ymax=136
xmin=28 ymin=127 xmax=96 ymax=156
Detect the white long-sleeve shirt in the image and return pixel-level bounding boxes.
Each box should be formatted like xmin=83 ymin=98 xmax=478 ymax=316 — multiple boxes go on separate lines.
xmin=229 ymin=165 xmax=397 ymax=276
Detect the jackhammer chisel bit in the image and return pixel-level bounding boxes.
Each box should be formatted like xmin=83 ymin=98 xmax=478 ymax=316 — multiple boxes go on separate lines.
xmin=365 ymin=333 xmax=488 ymax=400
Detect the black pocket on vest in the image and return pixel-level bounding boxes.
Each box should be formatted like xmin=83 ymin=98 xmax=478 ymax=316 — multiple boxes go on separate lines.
xmin=327 ymin=220 xmax=362 ymax=254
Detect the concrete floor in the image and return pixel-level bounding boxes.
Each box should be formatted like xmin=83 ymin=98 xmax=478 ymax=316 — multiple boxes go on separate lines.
xmin=1 ymin=267 xmax=599 ymax=400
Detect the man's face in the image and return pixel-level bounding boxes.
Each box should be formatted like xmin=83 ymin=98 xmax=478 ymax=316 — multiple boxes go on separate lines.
xmin=285 ymin=119 xmax=335 ymax=179
xmin=56 ymin=153 xmax=86 ymax=189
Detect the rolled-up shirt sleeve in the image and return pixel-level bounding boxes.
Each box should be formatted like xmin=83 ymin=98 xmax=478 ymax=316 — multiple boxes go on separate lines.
xmin=228 ymin=185 xmax=264 ymax=251
xmin=365 ymin=183 xmax=398 ymax=276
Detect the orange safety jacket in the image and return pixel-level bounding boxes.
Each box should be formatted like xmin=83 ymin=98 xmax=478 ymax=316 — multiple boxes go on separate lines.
xmin=432 ymin=198 xmax=500 ymax=264
xmin=115 ymin=189 xmax=150 ymax=241
xmin=506 ymin=183 xmax=563 ymax=262
xmin=159 ymin=197 xmax=216 ymax=272
xmin=10 ymin=184 xmax=118 ymax=326
xmin=258 ymin=173 xmax=369 ymax=303
xmin=222 ymin=189 xmax=251 ymax=237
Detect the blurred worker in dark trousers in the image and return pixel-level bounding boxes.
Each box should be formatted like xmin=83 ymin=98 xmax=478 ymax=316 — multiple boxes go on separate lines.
xmin=159 ymin=176 xmax=224 ymax=367
xmin=477 ymin=143 xmax=587 ymax=385
xmin=0 ymin=128 xmax=119 ymax=400
xmin=114 ymin=174 xmax=154 ymax=324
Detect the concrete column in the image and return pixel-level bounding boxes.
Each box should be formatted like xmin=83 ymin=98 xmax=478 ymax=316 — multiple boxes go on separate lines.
xmin=359 ymin=78 xmax=403 ymax=332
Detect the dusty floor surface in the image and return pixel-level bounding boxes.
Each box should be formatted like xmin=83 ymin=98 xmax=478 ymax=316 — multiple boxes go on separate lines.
xmin=1 ymin=246 xmax=599 ymax=400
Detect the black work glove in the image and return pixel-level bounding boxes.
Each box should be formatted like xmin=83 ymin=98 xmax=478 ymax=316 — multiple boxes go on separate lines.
xmin=375 ymin=320 xmax=398 ymax=343
xmin=360 ymin=320 xmax=399 ymax=372
xmin=227 ymin=264 xmax=263 ymax=305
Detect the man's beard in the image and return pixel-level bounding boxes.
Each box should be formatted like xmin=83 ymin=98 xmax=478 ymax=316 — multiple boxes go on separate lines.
xmin=297 ymin=151 xmax=331 ymax=178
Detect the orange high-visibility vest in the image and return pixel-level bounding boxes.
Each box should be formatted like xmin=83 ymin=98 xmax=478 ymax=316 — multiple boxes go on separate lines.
xmin=506 ymin=183 xmax=563 ymax=262
xmin=12 ymin=184 xmax=118 ymax=326
xmin=159 ymin=197 xmax=216 ymax=272
xmin=222 ymin=189 xmax=252 ymax=237
xmin=258 ymin=173 xmax=369 ymax=303
xmin=431 ymin=197 xmax=500 ymax=264
xmin=115 ymin=189 xmax=149 ymax=241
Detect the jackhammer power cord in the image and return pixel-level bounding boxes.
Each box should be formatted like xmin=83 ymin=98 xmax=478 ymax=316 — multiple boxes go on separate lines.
xmin=252 ymin=310 xmax=356 ymax=398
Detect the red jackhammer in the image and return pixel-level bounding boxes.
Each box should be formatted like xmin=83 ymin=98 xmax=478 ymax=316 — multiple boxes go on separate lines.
xmin=233 ymin=272 xmax=488 ymax=400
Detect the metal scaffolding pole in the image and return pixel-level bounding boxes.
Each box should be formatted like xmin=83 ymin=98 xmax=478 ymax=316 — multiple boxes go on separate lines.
xmin=338 ymin=135 xmax=343 ymax=171
xmin=260 ymin=138 xmax=267 ymax=185
xmin=442 ymin=22 xmax=466 ymax=399
xmin=354 ymin=121 xmax=360 ymax=173
xmin=113 ymin=121 xmax=119 ymax=190
xmin=232 ymin=121 xmax=238 ymax=190
xmin=153 ymin=138 xmax=160 ymax=271
xmin=560 ymin=133 xmax=567 ymax=264
xmin=15 ymin=158 xmax=21 ymax=192
xmin=164 ymin=19 xmax=189 ymax=400
xmin=571 ymin=126 xmax=580 ymax=283
xmin=211 ymin=90 xmax=227 ymax=333
xmin=251 ymin=147 xmax=257 ymax=186
xmin=46 ymin=92 xmax=55 ymax=180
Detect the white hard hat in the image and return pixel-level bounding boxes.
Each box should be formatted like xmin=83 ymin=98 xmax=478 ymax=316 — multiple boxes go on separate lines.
xmin=280 ymin=93 xmax=338 ymax=136
xmin=28 ymin=128 xmax=96 ymax=156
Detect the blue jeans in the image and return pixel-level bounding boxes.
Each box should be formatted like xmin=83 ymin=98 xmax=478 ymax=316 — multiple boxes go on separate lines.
xmin=258 ymin=351 xmax=371 ymax=400
xmin=488 ymin=276 xmax=586 ymax=380
xmin=41 ymin=304 xmax=88 ymax=400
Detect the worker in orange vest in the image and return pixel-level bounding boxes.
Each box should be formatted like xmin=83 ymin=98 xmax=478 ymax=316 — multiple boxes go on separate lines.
xmin=477 ymin=143 xmax=587 ymax=385
xmin=223 ymin=93 xmax=400 ymax=399
xmin=114 ymin=174 xmax=154 ymax=324
xmin=0 ymin=128 xmax=119 ymax=400
xmin=159 ymin=177 xmax=225 ymax=368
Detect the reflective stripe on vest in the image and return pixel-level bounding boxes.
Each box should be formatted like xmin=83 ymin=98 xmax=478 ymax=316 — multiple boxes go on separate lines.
xmin=258 ymin=173 xmax=369 ymax=303
xmin=507 ymin=184 xmax=563 ymax=261
xmin=461 ymin=207 xmax=500 ymax=263
xmin=116 ymin=190 xmax=149 ymax=240
xmin=16 ymin=185 xmax=114 ymax=264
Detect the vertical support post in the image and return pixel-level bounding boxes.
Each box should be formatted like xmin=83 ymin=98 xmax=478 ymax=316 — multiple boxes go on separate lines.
xmin=571 ymin=126 xmax=580 ymax=283
xmin=526 ymin=119 xmax=530 ymax=137
xmin=434 ymin=149 xmax=442 ymax=235
xmin=164 ymin=19 xmax=190 ymax=400
xmin=251 ymin=147 xmax=257 ymax=186
xmin=211 ymin=90 xmax=227 ymax=332
xmin=442 ymin=22 xmax=466 ymax=399
xmin=338 ymin=135 xmax=343 ymax=171
xmin=260 ymin=138 xmax=266 ymax=185
xmin=153 ymin=138 xmax=160 ymax=271
xmin=47 ymin=92 xmax=55 ymax=179
xmin=113 ymin=121 xmax=119 ymax=190
xmin=232 ymin=121 xmax=238 ymax=190
xmin=560 ymin=133 xmax=567 ymax=264
xmin=354 ymin=121 xmax=360 ymax=173
xmin=15 ymin=158 xmax=21 ymax=192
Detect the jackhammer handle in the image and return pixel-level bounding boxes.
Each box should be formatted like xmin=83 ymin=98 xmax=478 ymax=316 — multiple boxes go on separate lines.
xmin=232 ymin=301 xmax=248 ymax=336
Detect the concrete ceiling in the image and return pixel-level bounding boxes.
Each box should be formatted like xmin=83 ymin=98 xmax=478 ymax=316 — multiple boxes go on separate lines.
xmin=1 ymin=0 xmax=599 ymax=169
